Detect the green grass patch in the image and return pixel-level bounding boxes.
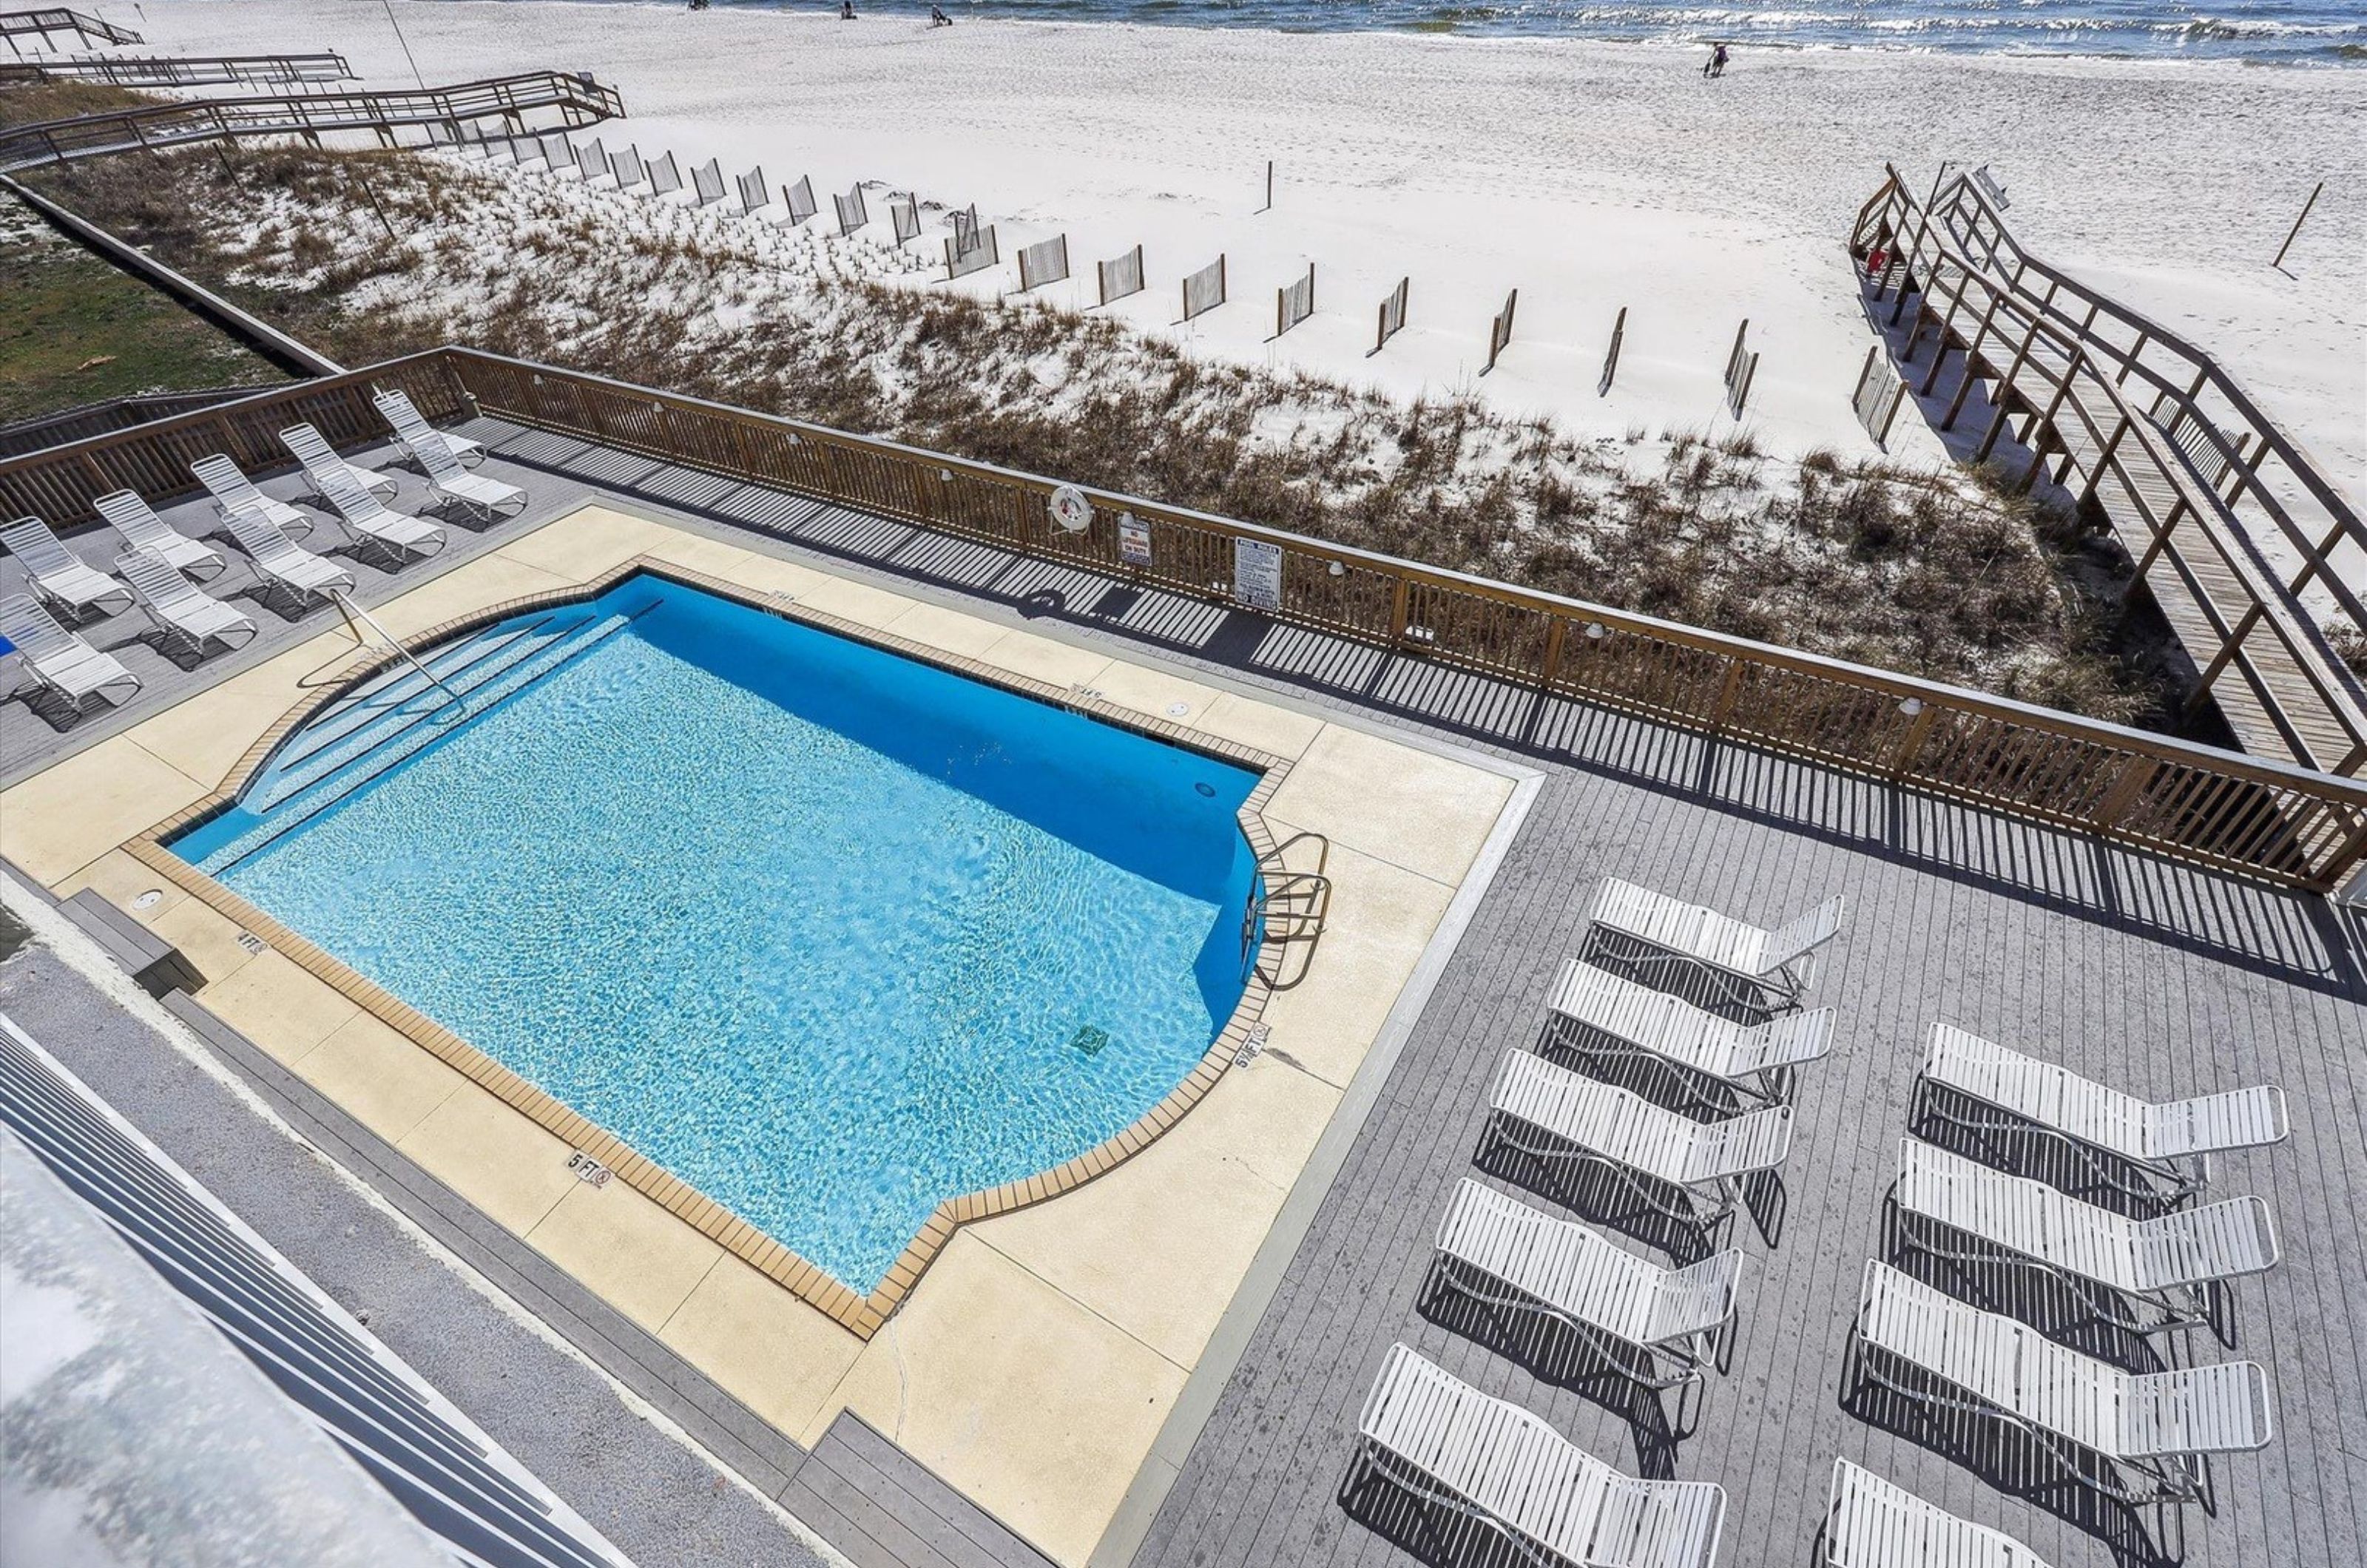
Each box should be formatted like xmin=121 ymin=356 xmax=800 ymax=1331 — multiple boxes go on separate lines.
xmin=0 ymin=192 xmax=287 ymax=425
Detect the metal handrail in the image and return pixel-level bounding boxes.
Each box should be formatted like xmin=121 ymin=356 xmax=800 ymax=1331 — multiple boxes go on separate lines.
xmin=325 ymin=589 xmax=467 ymax=720
xmin=0 ymin=8 xmax=140 ymax=45
xmin=1246 ymin=831 xmax=1331 ymax=990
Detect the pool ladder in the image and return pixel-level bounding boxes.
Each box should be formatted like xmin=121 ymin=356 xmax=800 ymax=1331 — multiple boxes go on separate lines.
xmin=1242 ymin=831 xmax=1331 ymax=992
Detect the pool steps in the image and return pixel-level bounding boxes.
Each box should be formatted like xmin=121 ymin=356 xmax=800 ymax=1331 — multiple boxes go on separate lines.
xmin=198 ymin=601 xmax=660 ymax=873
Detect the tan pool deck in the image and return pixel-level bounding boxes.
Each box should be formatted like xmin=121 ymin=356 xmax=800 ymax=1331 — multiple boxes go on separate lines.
xmin=1 ymin=501 xmax=1530 ymax=1567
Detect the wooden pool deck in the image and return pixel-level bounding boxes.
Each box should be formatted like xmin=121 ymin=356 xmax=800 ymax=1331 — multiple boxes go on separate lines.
xmin=7 ymin=416 xmax=2363 ymax=1568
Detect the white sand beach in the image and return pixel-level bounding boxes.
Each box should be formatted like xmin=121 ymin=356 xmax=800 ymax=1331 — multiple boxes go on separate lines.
xmin=129 ymin=1 xmax=2364 ymax=481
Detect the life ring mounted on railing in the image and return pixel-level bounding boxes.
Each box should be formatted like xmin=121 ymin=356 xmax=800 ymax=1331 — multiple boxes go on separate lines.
xmin=1047 ymin=483 xmax=1093 ymax=535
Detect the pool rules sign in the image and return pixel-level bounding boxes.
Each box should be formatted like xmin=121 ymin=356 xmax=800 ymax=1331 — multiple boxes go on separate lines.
xmin=1233 ymin=538 xmax=1283 ymax=612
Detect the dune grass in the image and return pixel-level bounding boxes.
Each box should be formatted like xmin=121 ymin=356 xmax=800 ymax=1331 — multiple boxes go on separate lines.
xmin=21 ymin=138 xmax=2184 ymax=726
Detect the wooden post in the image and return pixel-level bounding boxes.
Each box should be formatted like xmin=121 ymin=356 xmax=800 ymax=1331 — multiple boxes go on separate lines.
xmin=2270 ymin=180 xmax=2322 ymax=270
xmin=1598 ymin=305 xmax=1626 ymax=394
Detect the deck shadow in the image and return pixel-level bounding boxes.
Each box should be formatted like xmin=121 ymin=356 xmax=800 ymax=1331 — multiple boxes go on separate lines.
xmin=1473 ymin=1127 xmax=1728 ymax=1266
xmin=1839 ymin=1335 xmax=2189 ymax=1568
xmin=1880 ymin=1203 xmax=2182 ymax=1369
xmin=1415 ymin=1262 xmax=1693 ymax=1476
xmin=1909 ymin=1081 xmax=2192 ymax=1219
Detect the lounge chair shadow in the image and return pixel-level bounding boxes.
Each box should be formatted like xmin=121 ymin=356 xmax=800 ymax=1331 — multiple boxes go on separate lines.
xmin=1473 ymin=1131 xmax=1725 ymax=1266
xmin=1910 ymin=1081 xmax=2187 ymax=1218
xmin=6 ymin=685 xmax=109 ymax=732
xmin=1882 ymin=1206 xmax=2178 ymax=1369
xmin=1837 ymin=1334 xmax=2185 ymax=1568
xmin=1416 ymin=1263 xmax=1690 ymax=1476
xmin=1578 ymin=927 xmax=1786 ymax=1024
xmin=1339 ymin=1450 xmax=1555 ymax=1568
xmin=1536 ymin=1018 xmax=1757 ymax=1121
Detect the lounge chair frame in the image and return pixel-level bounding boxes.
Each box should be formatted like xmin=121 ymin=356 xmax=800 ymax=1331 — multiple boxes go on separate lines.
xmin=1890 ymin=1138 xmax=2277 ymax=1345
xmin=220 ymin=506 xmax=357 ymax=611
xmin=373 ymin=385 xmax=487 ymax=469
xmin=1585 ymin=877 xmax=1846 ymax=1010
xmin=1823 ymin=1458 xmax=2052 ymax=1568
xmin=2 ymin=516 xmax=135 ymax=620
xmin=1347 ymin=1343 xmax=1726 ymax=1568
xmin=0 ymin=592 xmax=142 ymax=709
xmin=1483 ymin=1050 xmax=1792 ymax=1235
xmin=280 ymin=421 xmax=399 ymax=508
xmin=190 ymin=454 xmax=314 ymax=540
xmin=114 ymin=547 xmax=258 ymax=660
xmin=94 ymin=490 xmax=228 ymax=581
xmin=1425 ymin=1177 xmax=1742 ymax=1410
xmin=1852 ymin=1260 xmax=2270 ymax=1521
xmin=1546 ymin=956 xmax=1833 ymax=1105
xmin=1914 ymin=1024 xmax=2288 ymax=1205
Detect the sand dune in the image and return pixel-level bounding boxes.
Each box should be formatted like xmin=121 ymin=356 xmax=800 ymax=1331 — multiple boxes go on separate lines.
xmin=132 ymin=1 xmax=2365 ymax=487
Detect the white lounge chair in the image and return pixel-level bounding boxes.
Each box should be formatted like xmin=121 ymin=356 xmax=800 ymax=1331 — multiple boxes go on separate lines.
xmin=114 ymin=547 xmax=258 ymax=658
xmin=93 ymin=490 xmax=227 ymax=581
xmin=373 ymin=385 xmax=485 ymax=468
xmin=280 ymin=422 xmax=399 ymax=507
xmin=1892 ymin=1137 xmax=2277 ymax=1336
xmin=310 ymin=463 xmax=447 ymax=563
xmin=2 ymin=517 xmax=133 ymax=620
xmin=1431 ymin=1177 xmax=1744 ymax=1391
xmin=1855 ymin=1260 xmax=2271 ymax=1507
xmin=190 ymin=454 xmax=314 ymax=539
xmin=1486 ymin=1050 xmax=1792 ymax=1229
xmin=221 ymin=506 xmax=356 ymax=608
xmin=1824 ymin=1459 xmax=2051 ymax=1568
xmin=0 ymin=592 xmax=141 ymax=709
xmin=413 ymin=433 xmax=524 ymax=522
xmin=1547 ymin=957 xmax=1833 ymax=1101
xmin=1351 ymin=1343 xmax=1726 ymax=1568
xmin=1917 ymin=1024 xmax=2288 ymax=1201
xmin=1588 ymin=878 xmax=1846 ymax=1007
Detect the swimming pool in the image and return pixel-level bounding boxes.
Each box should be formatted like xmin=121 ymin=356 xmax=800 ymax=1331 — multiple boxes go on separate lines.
xmin=171 ymin=574 xmax=1263 ymax=1295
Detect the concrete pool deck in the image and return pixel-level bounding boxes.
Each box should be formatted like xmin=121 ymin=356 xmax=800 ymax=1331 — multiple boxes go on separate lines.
xmin=1 ymin=499 xmax=1536 ymax=1566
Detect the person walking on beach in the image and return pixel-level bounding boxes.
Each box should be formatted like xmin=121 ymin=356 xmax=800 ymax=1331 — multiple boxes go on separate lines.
xmin=1704 ymin=42 xmax=1729 ymax=79
xmin=930 ymin=4 xmax=952 ymax=22
xmin=840 ymin=0 xmax=855 ymax=17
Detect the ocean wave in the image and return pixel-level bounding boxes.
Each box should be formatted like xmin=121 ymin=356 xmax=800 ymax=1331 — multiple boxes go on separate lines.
xmin=495 ymin=0 xmax=2367 ymax=63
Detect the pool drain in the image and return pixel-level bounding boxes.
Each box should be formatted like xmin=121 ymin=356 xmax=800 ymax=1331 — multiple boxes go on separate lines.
xmin=1070 ymin=1025 xmax=1109 ymax=1057
xmin=132 ymin=890 xmax=163 ymax=910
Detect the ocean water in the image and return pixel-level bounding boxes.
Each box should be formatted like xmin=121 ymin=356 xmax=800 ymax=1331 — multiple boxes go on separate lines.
xmin=174 ymin=578 xmax=1261 ymax=1292
xmin=626 ymin=0 xmax=2366 ymax=62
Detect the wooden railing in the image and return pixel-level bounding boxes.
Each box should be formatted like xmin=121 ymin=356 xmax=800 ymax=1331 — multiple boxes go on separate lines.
xmin=0 ymin=52 xmax=352 ymax=87
xmin=1852 ymin=167 xmax=2367 ymax=778
xmin=1859 ymin=168 xmax=2363 ymax=638
xmin=4 ymin=346 xmax=2364 ymax=893
xmin=0 ymin=382 xmax=286 ymax=458
xmin=0 ymin=71 xmax=623 ymax=171
xmin=0 ymin=9 xmax=140 ymax=47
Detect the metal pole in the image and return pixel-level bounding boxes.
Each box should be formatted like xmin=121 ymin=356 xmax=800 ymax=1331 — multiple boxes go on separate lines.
xmin=2270 ymin=180 xmax=2323 ymax=271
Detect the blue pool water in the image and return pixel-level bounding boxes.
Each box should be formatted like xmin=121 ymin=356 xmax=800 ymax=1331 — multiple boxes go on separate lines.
xmin=173 ymin=576 xmax=1260 ymax=1291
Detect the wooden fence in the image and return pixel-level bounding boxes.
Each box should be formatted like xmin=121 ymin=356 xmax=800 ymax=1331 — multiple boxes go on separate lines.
xmin=4 ymin=345 xmax=2363 ymax=893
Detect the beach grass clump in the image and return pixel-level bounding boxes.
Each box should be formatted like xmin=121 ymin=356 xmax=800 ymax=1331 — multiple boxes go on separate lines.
xmin=21 ymin=139 xmax=2168 ymax=724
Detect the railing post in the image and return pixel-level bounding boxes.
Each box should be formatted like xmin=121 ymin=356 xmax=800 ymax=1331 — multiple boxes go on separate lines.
xmin=1706 ymin=657 xmax=1747 ymax=732
xmin=1386 ymin=575 xmax=1411 ymax=643
xmin=2095 ymin=756 xmax=2161 ymax=828
xmin=1538 ymin=618 xmax=1568 ymax=690
xmin=1888 ymin=703 xmax=1939 ymax=780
